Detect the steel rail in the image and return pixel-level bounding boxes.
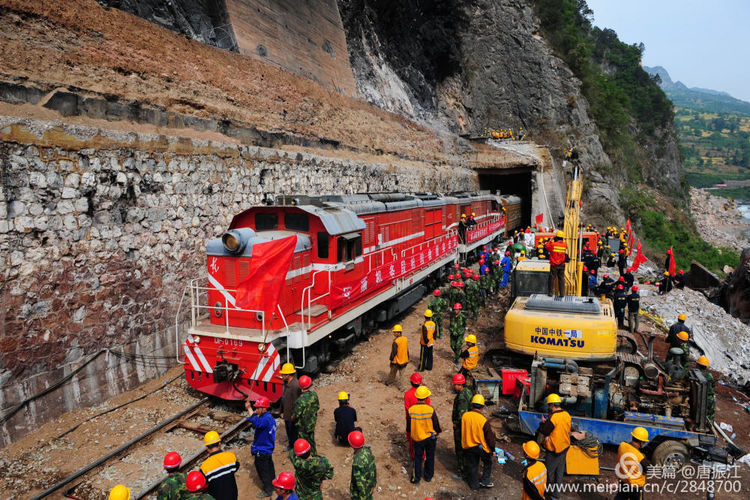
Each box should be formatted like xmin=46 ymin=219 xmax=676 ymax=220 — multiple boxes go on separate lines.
xmin=30 ymin=397 xmax=210 ymax=500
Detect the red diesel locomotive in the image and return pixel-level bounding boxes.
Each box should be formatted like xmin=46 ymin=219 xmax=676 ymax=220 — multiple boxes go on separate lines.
xmin=179 ymin=191 xmax=522 ymax=401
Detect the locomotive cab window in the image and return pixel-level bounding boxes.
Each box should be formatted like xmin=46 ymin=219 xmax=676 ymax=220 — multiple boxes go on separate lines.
xmin=317 ymin=232 xmax=329 ymax=259
xmin=255 ymin=213 xmax=278 ymax=230
xmin=284 ymin=213 xmax=309 ymax=231
xmin=337 ymin=233 xmax=362 ymax=262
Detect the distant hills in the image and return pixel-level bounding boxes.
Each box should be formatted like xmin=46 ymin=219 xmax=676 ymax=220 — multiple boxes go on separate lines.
xmin=644 ymin=66 xmax=750 ymax=116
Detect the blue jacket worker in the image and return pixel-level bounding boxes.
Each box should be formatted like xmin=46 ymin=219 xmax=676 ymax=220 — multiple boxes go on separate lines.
xmin=246 ymin=396 xmax=277 ymax=498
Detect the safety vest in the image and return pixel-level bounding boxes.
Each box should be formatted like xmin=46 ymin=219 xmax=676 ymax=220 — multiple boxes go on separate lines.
xmin=617 ymin=441 xmax=646 ymax=487
xmin=544 ymin=410 xmax=571 ymax=453
xmin=421 ymin=321 xmax=436 ymax=346
xmin=461 ymin=410 xmax=489 ymax=452
xmin=393 ymin=336 xmax=408 ymax=365
xmin=546 ymin=239 xmax=567 ymax=266
xmin=522 ymin=461 xmax=547 ymax=500
xmin=409 ymin=403 xmax=436 ymax=442
xmin=462 ymin=345 xmax=479 ymax=371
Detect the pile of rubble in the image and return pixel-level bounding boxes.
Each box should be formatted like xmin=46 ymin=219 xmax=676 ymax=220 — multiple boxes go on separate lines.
xmin=641 ymin=287 xmax=750 ymax=385
xmin=690 ymin=187 xmax=750 ymax=252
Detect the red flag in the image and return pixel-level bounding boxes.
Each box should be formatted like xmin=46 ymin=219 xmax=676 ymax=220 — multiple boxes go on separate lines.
xmin=631 ymin=240 xmax=648 ymax=271
xmin=235 ymin=235 xmax=297 ymax=314
xmin=535 ymin=213 xmax=544 ymax=224
xmin=627 ymin=231 xmax=635 ymax=256
xmin=667 ymin=246 xmax=676 ymax=277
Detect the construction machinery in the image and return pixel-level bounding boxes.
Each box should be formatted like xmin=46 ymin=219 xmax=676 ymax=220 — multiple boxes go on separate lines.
xmin=503 ymin=166 xmax=618 ymax=361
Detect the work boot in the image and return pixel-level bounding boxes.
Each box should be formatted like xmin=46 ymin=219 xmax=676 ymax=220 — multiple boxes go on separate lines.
xmin=479 ymin=480 xmax=494 ymax=488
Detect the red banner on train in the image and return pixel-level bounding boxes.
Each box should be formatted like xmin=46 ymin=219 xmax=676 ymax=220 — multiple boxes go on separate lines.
xmin=466 ymin=218 xmax=505 ymax=244
xmin=236 ymin=235 xmax=297 ymax=313
xmin=330 ymin=235 xmax=458 ymax=309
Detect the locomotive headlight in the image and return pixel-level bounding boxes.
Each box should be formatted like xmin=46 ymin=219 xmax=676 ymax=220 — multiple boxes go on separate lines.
xmin=222 ymin=231 xmax=241 ymax=252
xmin=258 ymin=343 xmax=266 ymax=352
xmin=193 ymin=336 xmax=201 ymax=344
xmin=214 ymin=302 xmax=223 ymax=318
xmin=221 ymin=228 xmax=254 ymax=255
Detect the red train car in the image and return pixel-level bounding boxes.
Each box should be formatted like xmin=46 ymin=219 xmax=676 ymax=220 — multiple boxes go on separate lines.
xmin=179 ymin=191 xmax=520 ymax=401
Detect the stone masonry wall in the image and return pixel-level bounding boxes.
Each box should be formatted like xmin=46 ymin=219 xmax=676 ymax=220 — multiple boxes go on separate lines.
xmin=0 ymin=117 xmax=478 ymax=445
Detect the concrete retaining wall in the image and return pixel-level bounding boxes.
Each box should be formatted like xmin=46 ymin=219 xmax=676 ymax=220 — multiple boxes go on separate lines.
xmin=0 ymin=116 xmax=478 ymax=445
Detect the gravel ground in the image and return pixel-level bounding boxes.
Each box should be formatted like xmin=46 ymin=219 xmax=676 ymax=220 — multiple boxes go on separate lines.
xmin=691 ymin=187 xmax=750 ymax=253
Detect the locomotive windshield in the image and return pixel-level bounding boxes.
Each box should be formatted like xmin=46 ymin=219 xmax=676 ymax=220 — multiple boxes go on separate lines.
xmin=255 ymin=213 xmax=278 ymax=230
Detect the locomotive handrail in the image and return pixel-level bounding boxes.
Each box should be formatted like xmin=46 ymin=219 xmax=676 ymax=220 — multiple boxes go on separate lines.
xmin=300 ymin=270 xmax=331 ymax=329
xmin=366 ymin=245 xmax=398 ymax=273
xmin=185 ymin=280 xmax=267 ymax=338
xmin=175 ymin=285 xmax=189 ymax=363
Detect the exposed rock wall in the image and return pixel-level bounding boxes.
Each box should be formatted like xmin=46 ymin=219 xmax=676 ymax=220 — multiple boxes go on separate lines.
xmin=0 ymin=117 xmax=478 ymax=445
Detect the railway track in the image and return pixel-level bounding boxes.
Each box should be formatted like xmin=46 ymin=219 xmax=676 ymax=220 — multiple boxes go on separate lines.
xmin=30 ymin=397 xmax=249 ymax=500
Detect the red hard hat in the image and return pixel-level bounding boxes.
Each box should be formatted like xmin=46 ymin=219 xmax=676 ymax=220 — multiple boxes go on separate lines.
xmin=483 ymin=245 xmax=487 ymax=250
xmin=479 ymin=259 xmax=485 ymax=264
xmin=590 ymin=269 xmax=595 ymax=274
xmin=583 ymin=266 xmax=588 ymax=271
xmin=299 ymin=375 xmax=312 ymax=390
xmin=452 ymin=373 xmax=466 ymax=385
xmin=494 ymin=260 xmax=500 ymax=265
xmin=617 ymin=284 xmax=624 ymax=290
xmin=294 ymin=438 xmax=311 ymax=456
xmin=410 ymin=372 xmax=423 ymax=385
xmin=433 ymin=289 xmax=440 ymax=296
xmin=472 ymin=275 xmax=479 ymax=280
xmin=255 ymin=396 xmax=270 ymax=408
xmin=272 ymin=471 xmax=296 ymax=491
xmin=186 ymin=471 xmax=208 ymax=492
xmin=678 ymin=270 xmax=684 ymax=274
xmin=454 ymin=303 xmax=462 ymax=310
xmin=632 ymin=286 xmax=639 ymax=292
xmin=450 ymin=281 xmax=457 ymax=287
xmin=603 ymin=274 xmax=609 ymax=278
xmin=348 ymin=430 xmax=365 ymax=449
xmin=457 ymin=282 xmax=464 ymax=288
xmin=448 ymin=274 xmax=454 ymax=280
xmin=163 ymin=451 xmax=182 ymax=470
xmin=618 ymin=276 xmax=625 ymax=281
xmin=454 ymin=263 xmax=460 ymax=269
xmin=505 ymin=251 xmax=510 ymax=256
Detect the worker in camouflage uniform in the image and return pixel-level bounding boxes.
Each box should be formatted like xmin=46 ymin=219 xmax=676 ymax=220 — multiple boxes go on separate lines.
xmin=477 ymin=273 xmax=488 ymax=308
xmin=157 ymin=452 xmax=187 ymax=500
xmin=465 ymin=277 xmax=479 ymax=320
xmin=449 ymin=303 xmax=467 ymax=362
xmin=448 ymin=280 xmax=461 ymax=308
xmin=184 ymin=471 xmax=216 ymax=500
xmin=291 ymin=376 xmax=320 ymax=455
xmin=427 ymin=289 xmax=447 ymax=339
xmin=289 ymin=438 xmax=334 ymax=500
xmin=451 ymin=373 xmax=474 ymax=480
xmin=695 ymin=356 xmax=715 ymax=424
xmin=347 ymin=430 xmax=377 ymax=500
xmin=665 ymin=331 xmax=690 ymax=382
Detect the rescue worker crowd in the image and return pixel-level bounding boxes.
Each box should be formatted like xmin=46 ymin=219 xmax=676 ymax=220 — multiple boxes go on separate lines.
xmin=106 ymin=225 xmax=716 ymax=500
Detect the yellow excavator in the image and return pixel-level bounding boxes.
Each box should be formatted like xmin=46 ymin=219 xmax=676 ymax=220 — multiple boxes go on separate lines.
xmin=503 ymin=166 xmax=618 ymax=361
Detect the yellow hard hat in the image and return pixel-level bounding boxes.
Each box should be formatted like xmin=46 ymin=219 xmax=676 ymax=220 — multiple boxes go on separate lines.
xmin=415 ymin=386 xmax=431 ymax=399
xmin=546 ymin=393 xmax=562 ymax=405
xmin=108 ymin=485 xmax=131 ymax=500
xmin=556 ymin=230 xmax=564 ymax=238
xmin=338 ymin=391 xmax=349 ymax=401
xmin=461 ymin=213 xmax=467 ymax=218
xmin=424 ymin=309 xmax=433 ymax=318
xmin=393 ymin=324 xmax=403 ymax=333
xmin=203 ymin=430 xmax=221 ymax=446
xmin=677 ymin=331 xmax=689 ymax=341
xmin=678 ymin=314 xmax=687 ymax=321
xmin=664 ymin=271 xmax=670 ymax=276
xmin=471 ymin=212 xmax=476 ymax=216
xmin=522 ymin=440 xmax=540 ymax=459
xmin=471 ymin=394 xmax=485 ymax=405
xmin=631 ymin=427 xmax=649 ymax=442
xmin=280 ymin=362 xmax=296 ymax=375
xmin=464 ymin=334 xmax=477 ymax=344
xmin=697 ymin=356 xmax=710 ymax=367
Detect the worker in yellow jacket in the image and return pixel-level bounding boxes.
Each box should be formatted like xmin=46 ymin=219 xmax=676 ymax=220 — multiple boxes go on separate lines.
xmin=461 ymin=394 xmax=496 ymax=490
xmin=521 ymin=441 xmax=546 ymax=500
xmin=614 ymin=427 xmax=650 ymax=500
xmin=418 ymin=310 xmax=436 ymax=371
xmin=407 ymin=386 xmax=441 ymax=485
xmin=537 ymin=394 xmax=570 ymax=493
xmin=386 ymin=324 xmax=408 ymax=388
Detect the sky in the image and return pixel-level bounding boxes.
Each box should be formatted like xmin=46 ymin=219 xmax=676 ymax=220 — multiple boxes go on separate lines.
xmin=586 ymin=0 xmax=750 ymax=102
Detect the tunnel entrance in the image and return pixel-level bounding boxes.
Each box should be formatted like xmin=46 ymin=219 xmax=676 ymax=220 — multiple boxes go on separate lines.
xmin=478 ymin=168 xmax=534 ymax=228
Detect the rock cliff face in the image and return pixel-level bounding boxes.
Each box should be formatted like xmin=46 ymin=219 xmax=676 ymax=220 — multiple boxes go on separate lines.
xmin=338 ymin=0 xmax=685 ymax=219
xmin=96 ymin=0 xmax=238 ymax=50
xmin=720 ymin=248 xmax=750 ymax=324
